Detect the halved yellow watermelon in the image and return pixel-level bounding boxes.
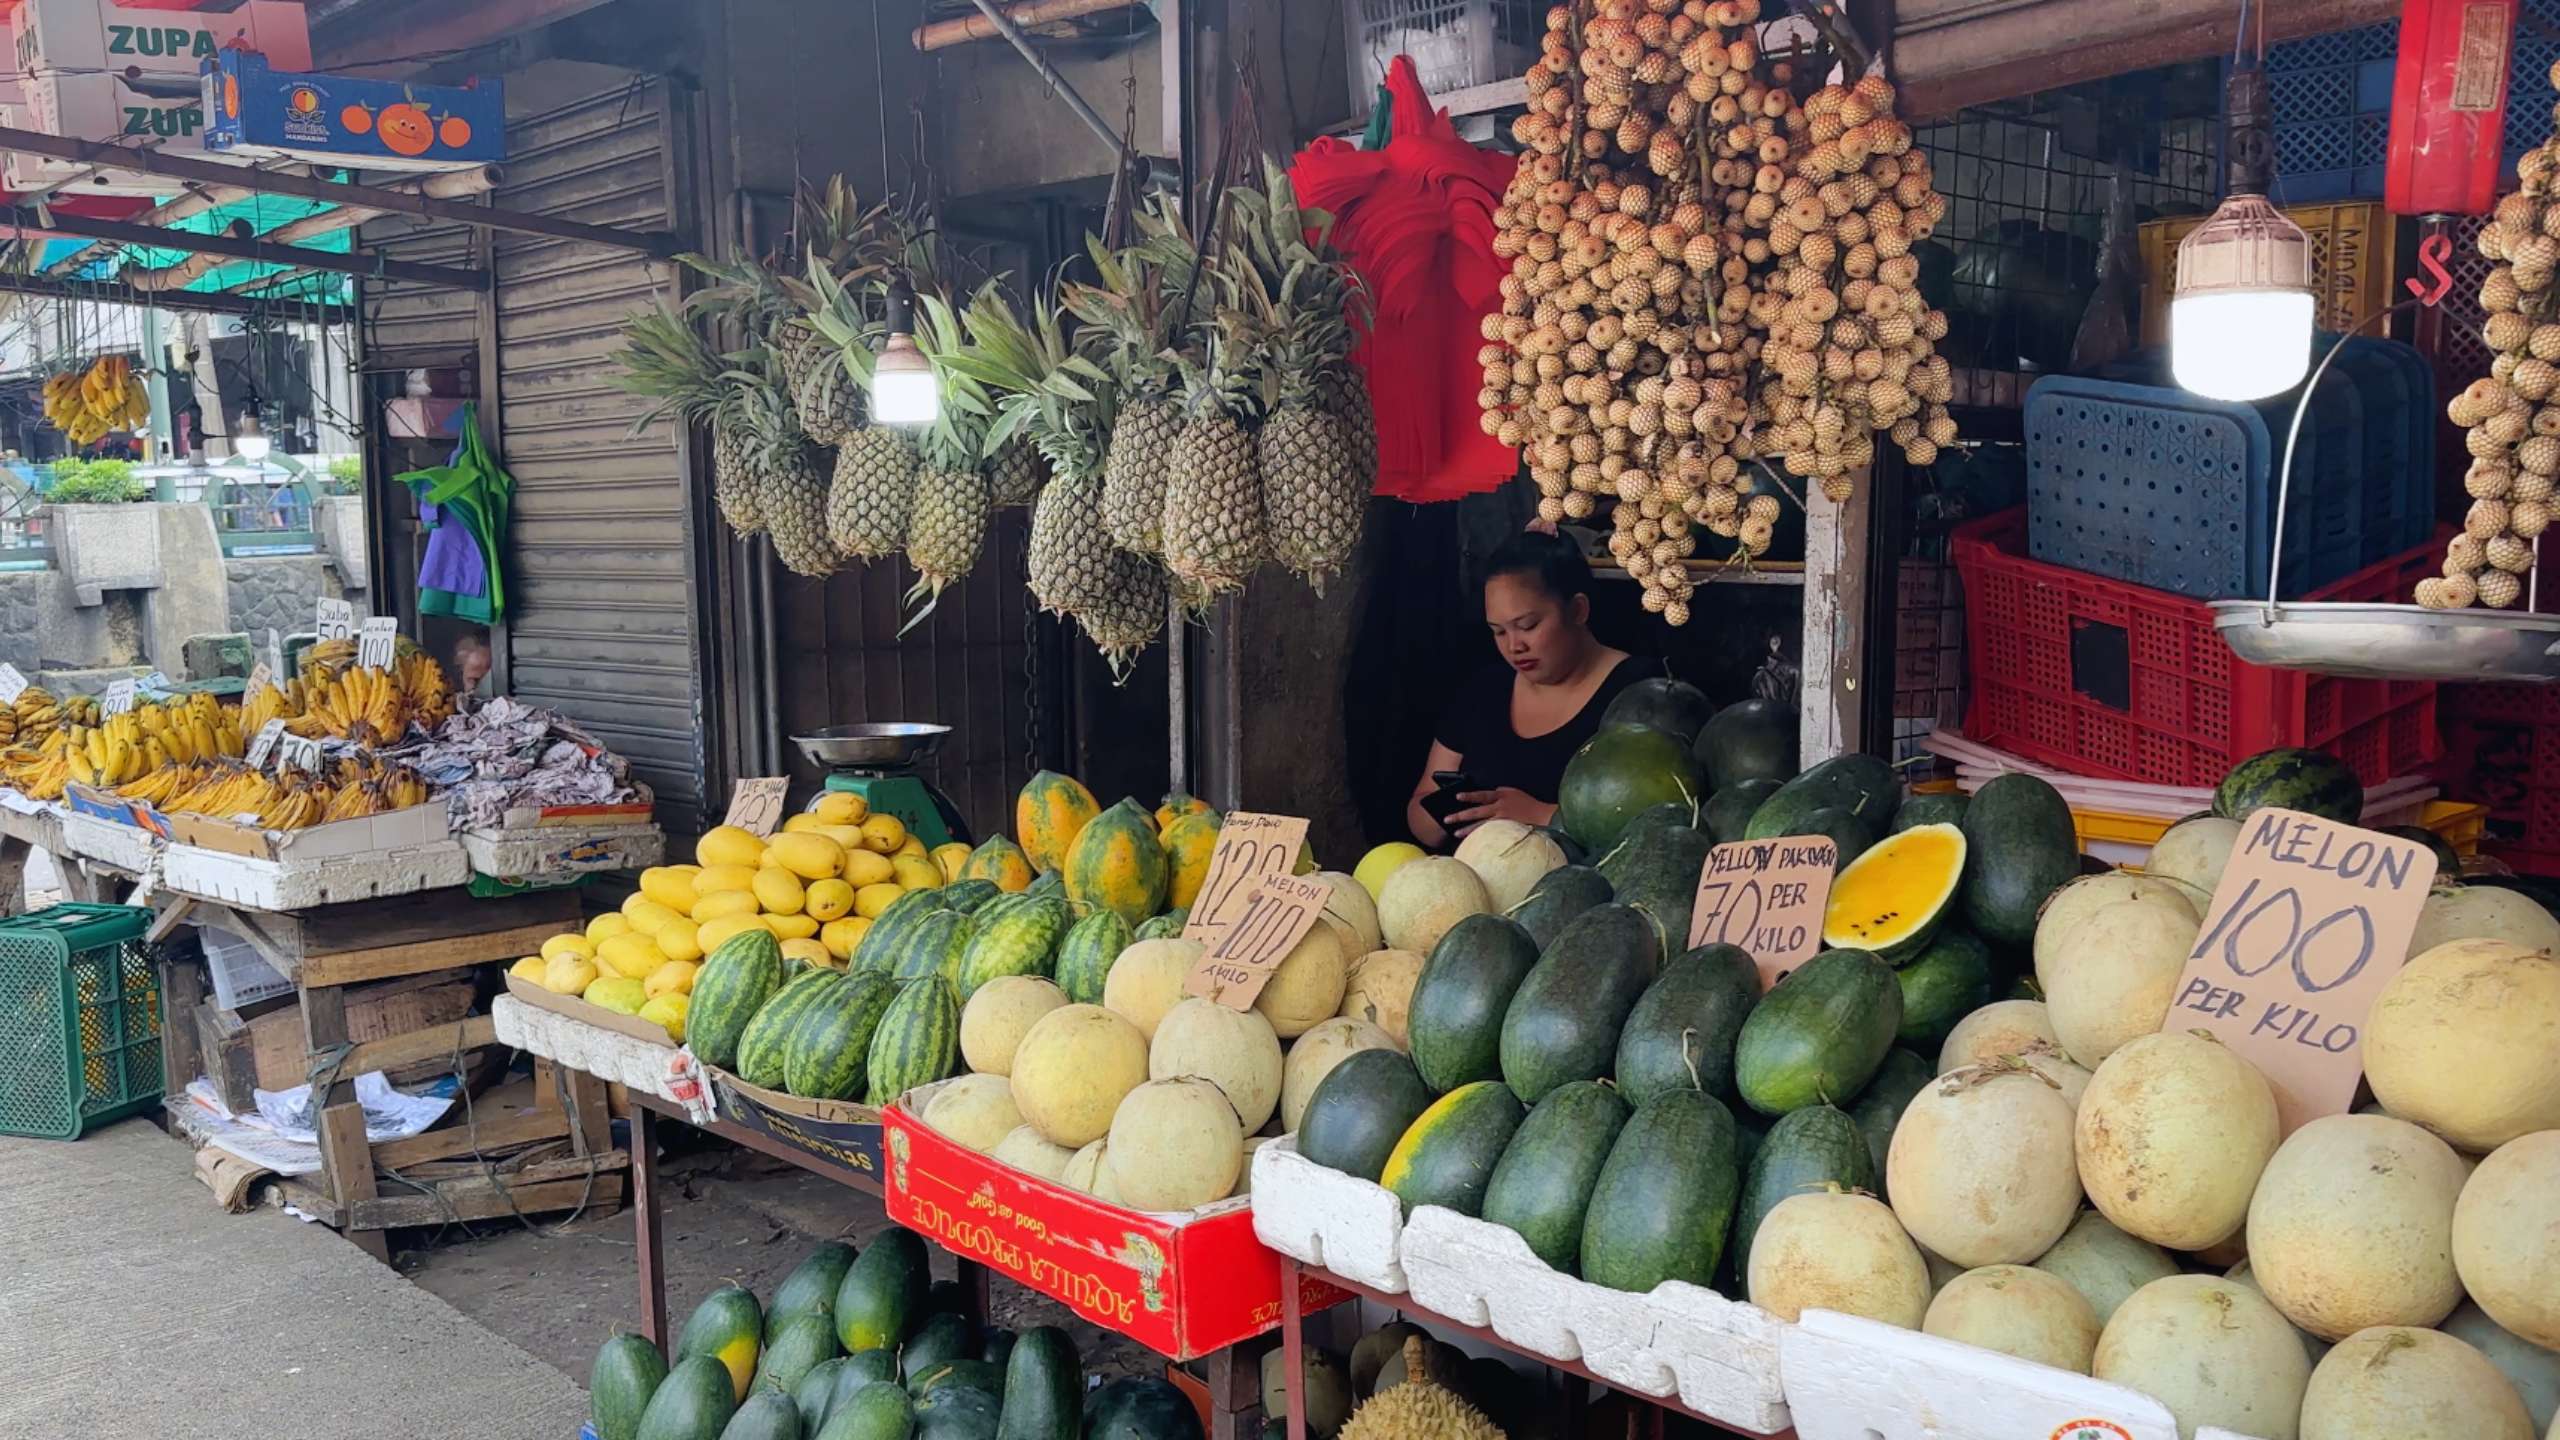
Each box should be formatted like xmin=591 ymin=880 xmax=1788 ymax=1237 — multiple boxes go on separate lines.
xmin=1822 ymin=821 xmax=1967 ymax=961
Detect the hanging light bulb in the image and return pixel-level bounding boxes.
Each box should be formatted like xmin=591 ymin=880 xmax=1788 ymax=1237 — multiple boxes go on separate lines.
xmin=233 ymin=403 xmax=271 ymax=461
xmin=871 ymin=281 xmax=938 ymax=426
xmin=2170 ymin=194 xmax=2315 ymax=401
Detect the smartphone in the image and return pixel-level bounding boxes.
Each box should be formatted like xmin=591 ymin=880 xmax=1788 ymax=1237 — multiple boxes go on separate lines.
xmin=1421 ymin=770 xmax=1479 ymax=828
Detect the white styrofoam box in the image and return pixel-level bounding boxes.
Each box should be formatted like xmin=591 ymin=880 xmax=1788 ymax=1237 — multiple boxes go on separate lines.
xmin=160 ymin=838 xmax=470 ymax=909
xmin=490 ymin=994 xmax=690 ymax=1104
xmin=1777 ymin=1308 xmax=2283 ymax=1440
xmin=1400 ymin=1206 xmax=1789 ymax=1434
xmin=56 ymin=808 xmax=157 ymax=874
xmin=1248 ymin=1134 xmax=1409 ymax=1293
xmin=197 ymin=924 xmax=292 ymax=1009
xmin=461 ymin=825 xmax=664 ymax=882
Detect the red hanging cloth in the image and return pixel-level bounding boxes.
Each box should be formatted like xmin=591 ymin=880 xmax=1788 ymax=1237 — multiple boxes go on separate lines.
xmin=1290 ymin=56 xmax=1519 ymax=502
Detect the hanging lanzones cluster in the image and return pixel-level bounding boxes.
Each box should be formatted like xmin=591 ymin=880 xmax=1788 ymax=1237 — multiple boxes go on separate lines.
xmin=1483 ymin=0 xmax=1955 ymax=623
xmin=2421 ymin=61 xmax=2560 ymax=612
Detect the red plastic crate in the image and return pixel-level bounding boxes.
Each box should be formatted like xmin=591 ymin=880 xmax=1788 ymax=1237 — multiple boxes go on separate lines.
xmin=1951 ymin=507 xmax=2443 ymax=789
xmin=2440 ymin=683 xmax=2560 ymax=878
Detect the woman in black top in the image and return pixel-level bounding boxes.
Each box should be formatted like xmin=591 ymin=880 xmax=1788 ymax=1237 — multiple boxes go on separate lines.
xmin=1407 ymin=530 xmax=1663 ymax=847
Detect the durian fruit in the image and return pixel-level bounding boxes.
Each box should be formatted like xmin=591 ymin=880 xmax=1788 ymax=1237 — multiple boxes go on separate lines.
xmin=1337 ymin=1337 xmax=1504 ymax=1440
xmin=1160 ymin=320 xmax=1268 ymax=601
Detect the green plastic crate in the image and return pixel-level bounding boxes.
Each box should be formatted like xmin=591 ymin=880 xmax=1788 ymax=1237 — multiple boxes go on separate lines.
xmin=0 ymin=903 xmax=159 ymax=1139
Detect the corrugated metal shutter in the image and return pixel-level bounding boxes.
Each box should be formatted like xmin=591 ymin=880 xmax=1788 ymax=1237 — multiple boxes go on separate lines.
xmin=489 ymin=77 xmax=704 ymax=821
xmin=357 ymin=210 xmax=478 ymax=369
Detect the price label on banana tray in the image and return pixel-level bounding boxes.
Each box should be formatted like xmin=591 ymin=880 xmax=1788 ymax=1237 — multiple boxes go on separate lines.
xmin=2164 ymin=808 xmax=2435 ymax=1135
xmin=1184 ymin=871 xmax=1334 ymax=1010
xmin=315 ymin=597 xmax=357 ymax=641
xmin=99 ymin=678 xmax=137 ymax=716
xmin=724 ymin=777 xmax=791 ymax=837
xmin=356 ymin=617 xmax=399 ymax=670
xmin=1181 ymin=811 xmax=1312 ymax=949
xmin=245 ymin=661 xmax=273 ymax=696
xmin=244 ymin=719 xmax=288 ymax=768
xmin=1692 ymin=835 xmax=1837 ymax=991
xmin=0 ymin=664 xmax=26 ymax=704
xmin=277 ymin=733 xmax=327 ymax=774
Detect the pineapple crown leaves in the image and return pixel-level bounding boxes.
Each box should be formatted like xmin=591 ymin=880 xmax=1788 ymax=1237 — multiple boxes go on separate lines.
xmin=607 ymin=301 xmax=728 ymax=433
xmin=949 ymin=285 xmax=1117 ymax=480
xmin=802 ymin=252 xmax=888 ymax=394
xmin=908 ymin=287 xmax=1009 ymax=471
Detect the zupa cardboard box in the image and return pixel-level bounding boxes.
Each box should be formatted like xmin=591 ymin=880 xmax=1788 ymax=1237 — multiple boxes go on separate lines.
xmin=166 ymin=798 xmax=448 ymax=862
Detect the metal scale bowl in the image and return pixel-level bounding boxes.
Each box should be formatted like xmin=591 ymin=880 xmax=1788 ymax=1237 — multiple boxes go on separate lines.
xmin=787 ymin=723 xmax=971 ymax=849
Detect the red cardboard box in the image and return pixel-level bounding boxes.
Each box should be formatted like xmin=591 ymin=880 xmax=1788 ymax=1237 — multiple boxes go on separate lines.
xmin=882 ymin=1084 xmax=1348 ymax=1360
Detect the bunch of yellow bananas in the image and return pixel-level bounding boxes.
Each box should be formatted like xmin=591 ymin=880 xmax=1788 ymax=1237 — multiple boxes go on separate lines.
xmin=136 ymin=754 xmax=429 ymax=830
xmin=57 ymin=695 xmax=246 ymax=789
xmin=0 ymin=728 xmax=81 ymax=799
xmin=265 ymin=654 xmax=455 ymax=745
xmin=41 ymin=357 xmax=148 ymax=444
xmin=11 ymin=685 xmax=65 ymax=745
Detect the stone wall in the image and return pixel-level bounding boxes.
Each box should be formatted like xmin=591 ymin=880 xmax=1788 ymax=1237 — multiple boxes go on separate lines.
xmin=226 ymin=554 xmax=348 ymax=642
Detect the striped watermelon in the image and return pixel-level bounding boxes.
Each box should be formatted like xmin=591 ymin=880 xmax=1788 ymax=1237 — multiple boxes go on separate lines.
xmin=1052 ymin=910 xmax=1130 ymax=1006
xmin=865 ymin=977 xmax=961 ymax=1106
xmin=957 ymin=894 xmax=1069 ymax=999
xmin=889 ymin=908 xmax=977 ymax=984
xmin=687 ymin=929 xmax=785 ymax=1069
xmin=2213 ymin=747 xmax=2362 ymax=826
xmin=784 ymin=970 xmax=896 ymax=1100
xmin=1133 ymin=909 xmax=1187 ymax=942
xmin=852 ymin=888 xmax=946 ymax=973
xmin=939 ymin=879 xmax=1005 ymax=914
xmin=736 ymin=969 xmax=842 ymax=1088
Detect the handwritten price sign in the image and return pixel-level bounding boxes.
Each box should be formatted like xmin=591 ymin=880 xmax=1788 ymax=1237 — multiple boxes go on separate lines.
xmin=356 ymin=616 xmax=398 ymax=670
xmin=315 ymin=597 xmax=357 ymax=642
xmin=1181 ymin=811 xmax=1311 ymax=949
xmin=724 ymin=777 xmax=791 ymax=837
xmin=0 ymin=663 xmax=25 ymax=704
xmin=1691 ymin=835 xmax=1837 ymax=989
xmin=244 ymin=719 xmax=288 ymax=767
xmin=99 ymin=678 xmax=137 ymax=716
xmin=1184 ymin=872 xmax=1333 ymax=1009
xmin=2163 ymin=808 xmax=2435 ymax=1133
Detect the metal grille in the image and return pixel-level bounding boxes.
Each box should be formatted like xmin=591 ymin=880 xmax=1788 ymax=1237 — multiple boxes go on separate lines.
xmin=1341 ymin=0 xmax=1538 ymax=116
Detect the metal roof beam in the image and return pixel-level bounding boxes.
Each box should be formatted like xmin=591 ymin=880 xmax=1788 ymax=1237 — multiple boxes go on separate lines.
xmin=0 ymin=124 xmax=683 ymax=258
xmin=1 ymin=206 xmax=490 ymax=291
xmin=0 ymin=268 xmax=350 ymax=319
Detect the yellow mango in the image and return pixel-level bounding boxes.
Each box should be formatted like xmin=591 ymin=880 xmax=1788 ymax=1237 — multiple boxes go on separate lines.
xmin=931 ymin=842 xmax=972 ymax=884
xmin=656 ymin=920 xmax=704 ymax=963
xmin=542 ymin=954 xmax=599 ymax=995
xmin=780 ymin=812 xmax=824 ymax=834
xmin=820 ymin=915 xmax=871 ymax=960
xmin=637 ymin=867 xmax=699 ymax=916
xmin=842 ymin=849 xmax=895 ymax=888
xmin=584 ymin=976 xmax=648 ymax=1014
xmin=859 ymin=813 xmax=908 ymax=855
xmin=812 ymin=791 xmax=868 ymax=824
xmin=695 ymin=825 xmax=766 ymax=869
xmin=805 ymin=878 xmax=855 ymax=922
xmin=597 ymin=931 xmax=668 ymax=980
xmin=644 ymin=959 xmax=699 ymax=998
xmin=620 ymin=897 xmax=681 ymax=937
xmin=769 ymin=832 xmax=848 ymax=881
xmin=691 ymin=889 xmax=761 ymax=923
xmin=751 ymin=867 xmax=807 ymax=916
xmin=508 ymin=956 xmax=547 ymax=985
xmin=764 ymin=912 xmax=819 ymax=941
xmin=895 ymin=835 xmax=928 ymax=861
xmin=539 ymin=932 xmax=594 ymax=963
xmin=892 ymin=855 xmax=943 ymax=891
xmin=817 ymin=824 xmax=869 ymax=851
xmin=781 ymin=937 xmax=836 ymax=970
xmin=692 ymin=864 xmax=757 ymax=894
xmin=637 ymin=993 xmax=689 ymax=1042
xmin=695 ymin=914 xmax=772 ymax=952
xmin=854 ymin=882 xmax=905 ymax=919
xmin=585 ymin=912 xmax=632 ymax=944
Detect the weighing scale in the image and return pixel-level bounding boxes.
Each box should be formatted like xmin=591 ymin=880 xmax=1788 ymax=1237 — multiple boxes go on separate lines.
xmin=788 ymin=723 xmax=971 ymax=848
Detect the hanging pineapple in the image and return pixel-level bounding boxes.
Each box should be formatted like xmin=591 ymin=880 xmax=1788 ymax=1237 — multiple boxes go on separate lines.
xmin=900 ymin=290 xmax=999 ymax=614
xmin=1160 ymin=313 xmax=1269 ymax=601
xmin=805 ymin=257 xmax=921 ymax=560
xmin=606 ymin=300 xmax=769 ymax=538
xmin=1067 ymin=234 xmax=1187 ymax=557
xmin=734 ymin=353 xmax=841 ymax=578
xmin=776 ymin=177 xmax=899 ymax=446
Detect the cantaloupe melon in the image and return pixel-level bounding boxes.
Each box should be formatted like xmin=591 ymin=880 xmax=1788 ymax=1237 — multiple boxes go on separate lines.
xmin=2299 ymin=1327 xmax=2534 ymax=1440
xmin=1922 ymin=1265 xmax=2102 ymax=1374
xmin=1339 ymin=949 xmax=1424 ymax=1047
xmin=991 ymin=1124 xmax=1078 ymax=1182
xmin=2032 ymin=1210 xmax=2180 ymax=1326
xmin=2453 ymin=1130 xmax=2560 ymax=1349
xmin=1060 ymin=1138 xmax=1110 ymax=1195
xmin=1104 ymin=1077 xmax=1245 ymax=1211
xmin=1314 ymin=871 xmax=1384 ymax=956
xmin=2034 ymin=872 xmax=2201 ymax=987
xmin=1377 ymin=857 xmax=1491 ymax=955
xmin=1253 ymin=922 xmax=1349 ymax=1039
xmin=2144 ymin=816 xmax=2240 ymax=903
xmin=2246 ymin=1113 xmax=2467 ymax=1340
xmin=1278 ymin=1016 xmax=1396 ymax=1132
xmin=2041 ymin=897 xmax=2200 ymax=1069
xmin=1921 ymin=1246 xmax=1965 ymax=1297
xmin=920 ymin=1074 xmax=1026 ymax=1152
xmin=1745 ymin=1189 xmax=1931 ymax=1327
xmin=1936 ymin=999 xmax=2059 ymax=1074
xmin=2365 ymin=939 xmax=2560 ymax=1151
xmin=1453 ymin=820 xmax=1566 ymax=912
xmin=1101 ymin=938 xmax=1202 ymax=1041
xmin=2075 ymin=1031 xmax=2281 ymax=1251
xmin=2093 ymin=1274 xmax=2311 ymax=1440
xmin=1887 ymin=1065 xmax=2082 ymax=1267
xmin=1009 ymin=1004 xmax=1149 ymax=1148
xmin=1231 ymin=1135 xmax=1272 ymax=1198
xmin=958 ymin=975 xmax=1069 ymax=1077
xmin=1150 ymin=997 xmax=1284 ymax=1133
xmin=2014 ymin=1041 xmax=2092 ymax=1112
xmin=2222 ymin=1261 xmax=2331 ymax=1367
xmin=2407 ymin=885 xmax=2560 ymax=959
xmin=2443 ymin=1301 xmax=2560 ymax=1435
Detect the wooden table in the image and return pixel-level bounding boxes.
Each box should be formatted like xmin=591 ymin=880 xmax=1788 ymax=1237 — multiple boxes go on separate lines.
xmin=0 ymin=803 xmax=112 ymax=913
xmin=154 ymin=885 xmax=616 ymax=1259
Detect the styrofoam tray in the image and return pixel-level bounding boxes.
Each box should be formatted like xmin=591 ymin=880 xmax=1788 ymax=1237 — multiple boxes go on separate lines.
xmin=56 ymin=808 xmax=158 ymax=873
xmin=1778 ymin=1308 xmax=2269 ymax=1440
xmin=1248 ymin=1135 xmax=1408 ymax=1293
xmin=160 ymin=838 xmax=470 ymax=909
xmin=461 ymin=824 xmax=663 ymax=881
xmin=490 ymin=995 xmax=690 ymax=1104
xmin=1400 ymin=1206 xmax=1788 ymax=1434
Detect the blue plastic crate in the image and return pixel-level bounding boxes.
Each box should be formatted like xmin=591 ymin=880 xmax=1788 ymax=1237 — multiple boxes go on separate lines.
xmin=2330 ymin=336 xmax=2437 ymax=547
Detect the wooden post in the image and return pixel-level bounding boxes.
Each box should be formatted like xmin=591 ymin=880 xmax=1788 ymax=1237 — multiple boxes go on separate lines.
xmin=158 ymin=951 xmax=206 ymax=1104
xmin=1281 ymin=1258 xmax=1306 ymax=1440
xmin=632 ymin=1105 xmax=668 ymax=1347
xmin=300 ymin=982 xmax=389 ymax=1262
xmin=1799 ymin=473 xmax=1874 ymax=764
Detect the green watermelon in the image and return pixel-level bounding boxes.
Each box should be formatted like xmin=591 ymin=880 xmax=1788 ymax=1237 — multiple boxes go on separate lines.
xmin=1506 ymin=865 xmax=1612 ymax=948
xmin=769 ymin=1242 xmax=859 ymax=1334
xmin=1479 ymin=1079 xmax=1631 ymax=1274
xmin=1133 ymin=909 xmax=1187 ymax=941
xmin=1733 ymin=948 xmax=1902 ymax=1116
xmin=1747 ymin=753 xmax=1900 ymax=839
xmin=690 ymin=929 xmax=787 ymax=1070
xmin=723 ymin=1390 xmax=804 ymax=1440
xmin=836 ymin=1232 xmax=929 ymax=1353
xmin=1892 ymin=929 xmax=1994 ymax=1047
xmin=754 ymin=1310 xmax=842 ymax=1396
xmin=1893 ymin=791 xmax=1970 ymax=832
xmin=1556 ymin=723 xmax=1705 ymax=855
xmin=957 ymin=894 xmax=1068 ymax=999
xmin=864 ymin=978 xmax=960 ymax=1106
xmin=1379 ymin=1079 xmax=1526 ymax=1216
xmin=1614 ymin=942 xmax=1762 ymax=1106
xmin=1498 ymin=903 xmax=1660 ymax=1104
xmin=914 ymin=1382 xmax=1001 ymax=1440
xmin=1578 ymin=1088 xmax=1742 ymax=1293
xmin=1596 ymin=821 xmax=1714 ymax=952
xmin=898 ymin=1313 xmax=976 ymax=1384
xmin=592 ymin=1332 xmax=670 ymax=1440
xmin=1958 ymin=772 xmax=2080 ymax=948
xmin=1847 ymin=1047 xmax=1932 ymax=1191
xmin=888 ymin=910 xmax=977 ymax=985
xmin=785 ymin=972 xmax=896 ymax=1100
xmin=1705 ymin=779 xmax=1783 ymax=843
xmin=2213 ymin=746 xmax=2362 ymax=825
xmin=1050 ymin=910 xmax=1130 ymax=1006
xmin=637 ymin=1355 xmax=739 ymax=1440
xmin=1405 ymin=913 xmax=1542 ymax=1093
xmin=1082 ymin=1378 xmax=1204 ymax=1440
xmin=1697 ymin=698 xmax=1797 ymax=790
xmin=737 ymin=970 xmax=842 ymax=1089
xmin=1600 ymin=676 xmax=1717 ymax=746
xmin=1730 ymin=1104 xmax=1876 ymax=1278
xmin=1297 ymin=1048 xmax=1437 ymax=1182
xmin=817 ymin=1380 xmax=912 ymax=1440
xmin=939 ymin=879 xmax=1004 ymax=914
xmin=995 ymin=1326 xmax=1080 ymax=1440
xmin=2380 ymin=824 xmax=2462 ymax=878
xmin=677 ymin=1285 xmax=763 ymax=1398
xmin=853 ymin=889 xmax=949 ymax=973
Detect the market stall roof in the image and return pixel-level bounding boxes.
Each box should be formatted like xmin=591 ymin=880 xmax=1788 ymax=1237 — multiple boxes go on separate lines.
xmin=28 ymin=189 xmax=355 ymax=305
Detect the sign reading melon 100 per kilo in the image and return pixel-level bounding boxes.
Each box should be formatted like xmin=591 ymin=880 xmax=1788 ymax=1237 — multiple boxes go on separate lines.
xmin=1184 ymin=872 xmax=1333 ymax=1010
xmin=2163 ymin=808 xmax=2435 ymax=1134
xmin=1691 ymin=836 xmax=1837 ymax=991
xmin=1180 ymin=811 xmax=1311 ymax=949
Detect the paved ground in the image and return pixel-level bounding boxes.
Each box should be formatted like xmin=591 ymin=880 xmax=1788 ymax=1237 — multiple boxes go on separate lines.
xmin=0 ymin=1119 xmax=589 ymax=1439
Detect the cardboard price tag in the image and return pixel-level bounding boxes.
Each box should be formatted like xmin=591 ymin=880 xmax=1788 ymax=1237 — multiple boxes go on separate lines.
xmin=1691 ymin=835 xmax=1838 ymax=990
xmin=244 ymin=719 xmax=288 ymax=767
xmin=277 ymin=733 xmax=327 ymax=774
xmin=99 ymin=678 xmax=137 ymax=716
xmin=315 ymin=597 xmax=357 ymax=641
xmin=245 ymin=661 xmax=273 ymax=695
xmin=2164 ymin=808 xmax=2436 ymax=1134
xmin=1184 ymin=872 xmax=1335 ymax=1009
xmin=724 ymin=777 xmax=791 ymax=837
xmin=1181 ymin=811 xmax=1312 ymax=948
xmin=0 ymin=663 xmax=26 ymax=704
xmin=356 ymin=616 xmax=398 ymax=670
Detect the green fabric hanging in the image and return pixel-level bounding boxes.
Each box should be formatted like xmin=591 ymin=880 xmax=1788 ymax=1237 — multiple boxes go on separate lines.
xmin=398 ymin=403 xmax=512 ymax=623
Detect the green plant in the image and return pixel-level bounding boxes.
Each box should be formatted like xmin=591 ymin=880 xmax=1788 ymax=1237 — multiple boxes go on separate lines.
xmin=323 ymin=456 xmax=361 ymax=493
xmin=46 ymin=459 xmax=145 ymax=504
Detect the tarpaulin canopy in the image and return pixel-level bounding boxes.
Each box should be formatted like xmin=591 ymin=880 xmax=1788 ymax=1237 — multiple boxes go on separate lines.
xmin=34 ymin=187 xmax=353 ymax=304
